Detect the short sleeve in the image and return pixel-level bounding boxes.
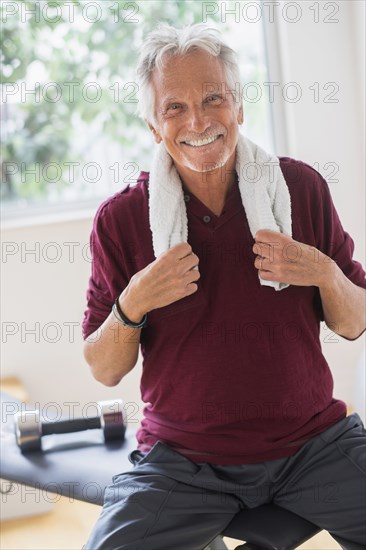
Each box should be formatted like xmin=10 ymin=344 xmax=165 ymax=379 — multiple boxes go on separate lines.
xmin=82 ymin=202 xmax=129 ymax=340
xmin=310 ymin=165 xmax=366 ymax=290
xmin=281 ymin=158 xmax=366 ymax=323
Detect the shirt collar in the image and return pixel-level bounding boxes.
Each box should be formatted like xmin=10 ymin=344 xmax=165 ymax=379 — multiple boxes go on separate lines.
xmin=182 ymin=173 xmax=244 ymax=228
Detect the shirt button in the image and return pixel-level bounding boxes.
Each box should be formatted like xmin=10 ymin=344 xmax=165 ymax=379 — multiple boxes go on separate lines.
xmin=203 ymin=215 xmax=211 ymax=223
xmin=184 ymin=194 xmax=190 ymax=202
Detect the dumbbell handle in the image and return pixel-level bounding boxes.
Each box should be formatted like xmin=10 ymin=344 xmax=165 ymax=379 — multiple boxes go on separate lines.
xmin=41 ymin=416 xmax=101 ymax=436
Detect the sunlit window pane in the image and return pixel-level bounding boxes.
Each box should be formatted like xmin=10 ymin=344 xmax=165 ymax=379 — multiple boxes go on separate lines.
xmin=1 ymin=0 xmax=273 ymax=218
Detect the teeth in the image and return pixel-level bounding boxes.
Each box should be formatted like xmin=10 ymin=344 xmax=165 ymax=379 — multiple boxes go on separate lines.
xmin=184 ymin=135 xmax=220 ymax=147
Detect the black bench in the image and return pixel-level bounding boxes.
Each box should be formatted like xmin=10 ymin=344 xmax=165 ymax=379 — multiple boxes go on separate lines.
xmin=0 ymin=393 xmax=321 ymax=549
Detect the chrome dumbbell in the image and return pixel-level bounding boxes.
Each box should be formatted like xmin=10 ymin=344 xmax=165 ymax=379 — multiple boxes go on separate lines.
xmin=14 ymin=399 xmax=126 ymax=452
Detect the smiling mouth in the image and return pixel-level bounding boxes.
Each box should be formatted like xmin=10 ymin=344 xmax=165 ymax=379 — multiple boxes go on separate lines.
xmin=182 ymin=134 xmax=223 ymax=147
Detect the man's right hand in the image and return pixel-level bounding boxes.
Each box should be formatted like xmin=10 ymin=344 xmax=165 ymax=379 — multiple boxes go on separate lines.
xmin=118 ymin=243 xmax=200 ymax=322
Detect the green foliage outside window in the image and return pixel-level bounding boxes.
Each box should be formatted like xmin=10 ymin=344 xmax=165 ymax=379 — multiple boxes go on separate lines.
xmin=1 ymin=0 xmax=270 ymax=211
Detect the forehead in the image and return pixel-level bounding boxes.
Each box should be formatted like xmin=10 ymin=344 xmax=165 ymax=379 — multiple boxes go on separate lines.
xmin=151 ymin=49 xmax=227 ymax=100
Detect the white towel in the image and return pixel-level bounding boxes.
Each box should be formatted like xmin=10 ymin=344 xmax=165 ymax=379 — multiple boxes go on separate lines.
xmin=148 ymin=133 xmax=292 ymax=291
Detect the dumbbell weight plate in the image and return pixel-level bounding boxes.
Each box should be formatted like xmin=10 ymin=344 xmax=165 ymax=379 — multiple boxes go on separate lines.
xmin=14 ymin=410 xmax=42 ymax=452
xmin=99 ymin=400 xmax=126 ymax=441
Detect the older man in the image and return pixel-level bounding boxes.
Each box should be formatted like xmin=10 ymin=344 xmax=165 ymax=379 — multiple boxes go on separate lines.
xmin=82 ymin=24 xmax=366 ymax=550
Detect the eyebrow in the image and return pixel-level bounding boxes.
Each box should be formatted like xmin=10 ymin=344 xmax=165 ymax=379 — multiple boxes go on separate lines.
xmin=162 ymin=97 xmax=180 ymax=106
xmin=160 ymin=91 xmax=224 ymax=110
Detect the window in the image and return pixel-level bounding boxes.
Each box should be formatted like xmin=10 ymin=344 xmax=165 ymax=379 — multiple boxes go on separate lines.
xmin=1 ymin=0 xmax=273 ymax=221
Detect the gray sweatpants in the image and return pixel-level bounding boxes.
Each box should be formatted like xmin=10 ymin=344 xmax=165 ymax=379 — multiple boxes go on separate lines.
xmin=84 ymin=413 xmax=366 ymax=550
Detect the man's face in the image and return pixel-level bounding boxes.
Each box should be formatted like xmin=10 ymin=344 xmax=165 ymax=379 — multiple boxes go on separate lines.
xmin=149 ymin=49 xmax=243 ymax=178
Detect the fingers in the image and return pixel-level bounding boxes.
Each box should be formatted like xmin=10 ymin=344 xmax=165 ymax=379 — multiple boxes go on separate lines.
xmin=253 ymin=231 xmax=292 ymax=260
xmin=156 ymin=243 xmax=200 ymax=287
xmin=185 ymin=282 xmax=198 ymax=295
xmin=184 ymin=264 xmax=201 ymax=284
xmin=255 ymin=255 xmax=270 ymax=272
xmin=180 ymin=251 xmax=199 ymax=273
xmin=255 ymin=229 xmax=292 ymax=243
xmin=252 ymin=240 xmax=276 ymax=259
xmin=160 ymin=243 xmax=199 ymax=270
xmin=169 ymin=242 xmax=194 ymax=260
xmin=132 ymin=243 xmax=202 ymax=312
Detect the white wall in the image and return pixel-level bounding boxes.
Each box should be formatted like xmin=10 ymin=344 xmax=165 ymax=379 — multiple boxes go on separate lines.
xmin=268 ymin=0 xmax=365 ymax=419
xmin=1 ymin=1 xmax=365 ymax=423
xmin=1 ymin=216 xmax=144 ymax=425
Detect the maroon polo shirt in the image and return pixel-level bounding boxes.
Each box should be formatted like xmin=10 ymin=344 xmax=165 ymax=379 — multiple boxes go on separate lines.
xmin=83 ymin=158 xmax=366 ymax=464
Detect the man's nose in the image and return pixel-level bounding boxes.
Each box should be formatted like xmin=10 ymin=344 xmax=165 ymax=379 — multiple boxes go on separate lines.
xmin=186 ymin=105 xmax=210 ymax=133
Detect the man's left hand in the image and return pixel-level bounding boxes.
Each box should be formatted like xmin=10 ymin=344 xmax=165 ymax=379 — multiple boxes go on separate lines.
xmin=253 ymin=229 xmax=335 ymax=287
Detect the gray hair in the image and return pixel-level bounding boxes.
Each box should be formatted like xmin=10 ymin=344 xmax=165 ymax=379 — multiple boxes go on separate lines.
xmin=136 ymin=23 xmax=241 ymax=124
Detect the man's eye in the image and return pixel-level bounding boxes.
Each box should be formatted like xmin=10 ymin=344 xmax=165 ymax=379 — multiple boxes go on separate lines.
xmin=167 ymin=104 xmax=181 ymax=111
xmin=206 ymin=95 xmax=223 ymax=103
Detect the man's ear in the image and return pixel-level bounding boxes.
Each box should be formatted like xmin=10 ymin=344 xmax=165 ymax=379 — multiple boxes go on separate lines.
xmin=147 ymin=122 xmax=162 ymax=144
xmin=237 ymin=104 xmax=244 ymax=125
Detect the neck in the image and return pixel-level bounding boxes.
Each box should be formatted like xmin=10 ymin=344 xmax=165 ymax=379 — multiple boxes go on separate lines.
xmin=177 ymin=153 xmax=237 ymax=217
